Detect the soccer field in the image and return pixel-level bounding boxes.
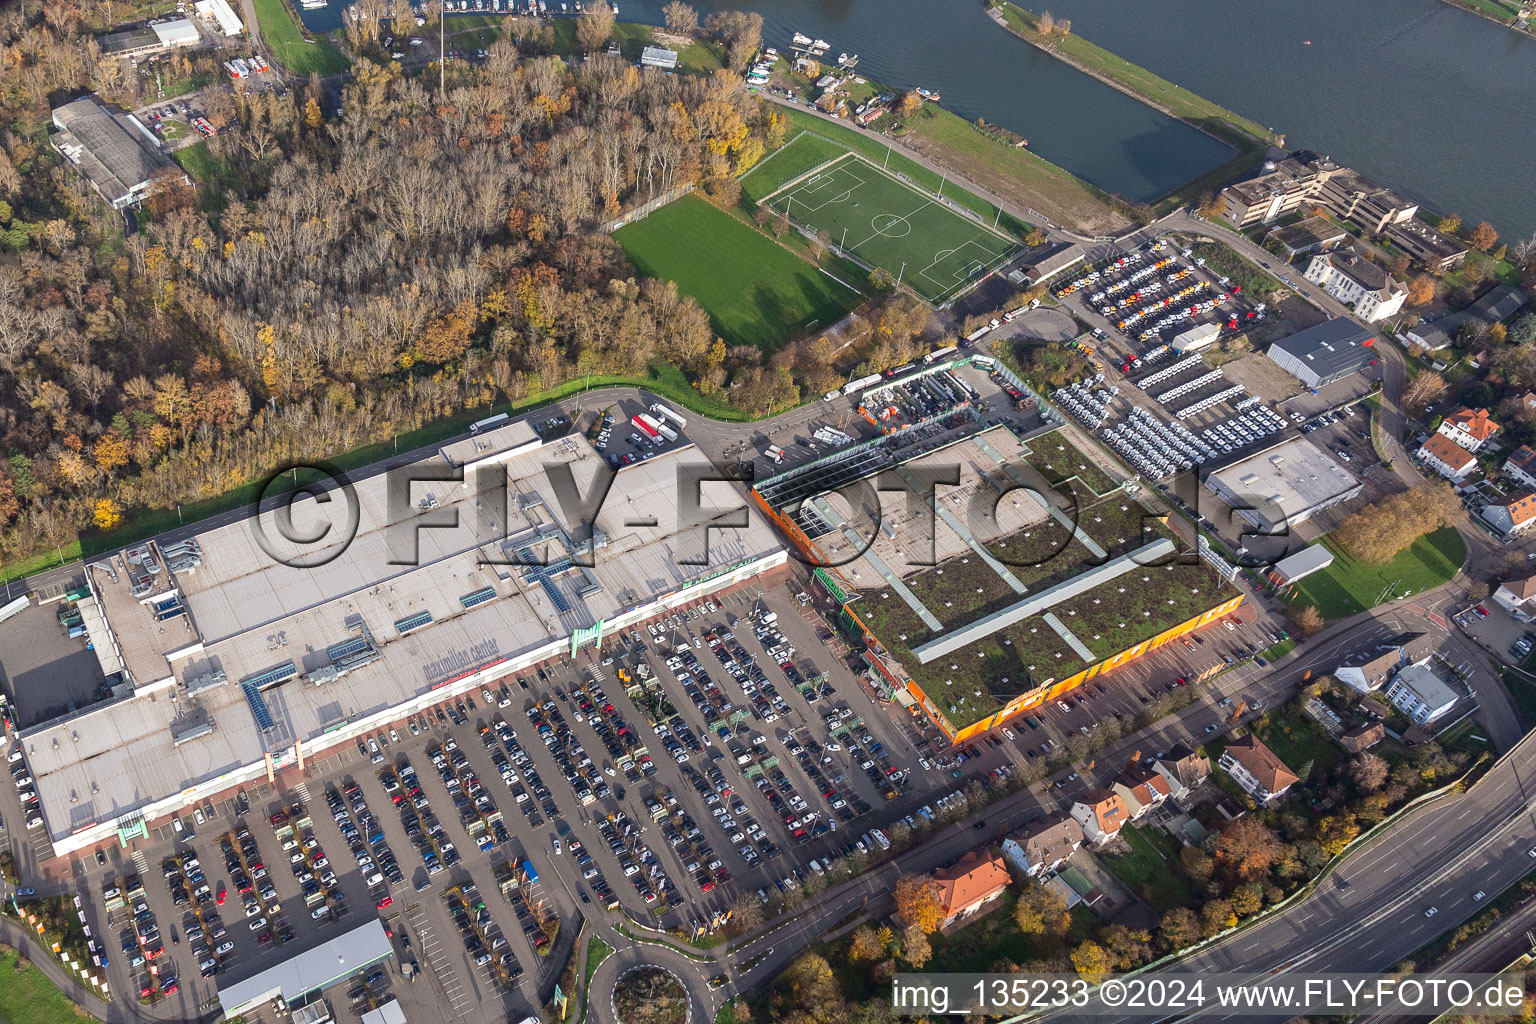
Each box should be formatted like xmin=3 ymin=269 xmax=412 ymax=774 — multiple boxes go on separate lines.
xmin=762 ymin=152 xmax=1018 ymax=304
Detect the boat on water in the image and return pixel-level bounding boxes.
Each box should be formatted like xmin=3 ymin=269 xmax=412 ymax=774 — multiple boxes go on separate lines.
xmin=792 ymin=32 xmax=813 ymax=47
xmin=299 ymin=0 xmax=326 ymax=9
xmin=810 ymin=38 xmax=830 ymax=54
xmin=916 ymin=86 xmax=941 ymax=102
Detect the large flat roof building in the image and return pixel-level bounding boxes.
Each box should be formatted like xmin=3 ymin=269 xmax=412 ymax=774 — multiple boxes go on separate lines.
xmin=1204 ymin=437 xmax=1363 ymax=535
xmin=15 ymin=422 xmax=787 ymax=859
xmin=1265 ymin=318 xmax=1378 ymax=389
xmin=217 ymin=920 xmax=393 ymax=1016
xmin=50 ymin=95 xmax=188 ymax=210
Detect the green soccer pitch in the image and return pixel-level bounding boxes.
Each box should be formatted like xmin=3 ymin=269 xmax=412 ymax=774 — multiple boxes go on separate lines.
xmin=760 ymin=152 xmax=1019 ymax=305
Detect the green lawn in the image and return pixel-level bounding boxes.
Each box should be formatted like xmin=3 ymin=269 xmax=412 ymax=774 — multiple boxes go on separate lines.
xmin=925 ymin=891 xmax=1095 ymax=974
xmin=613 ymin=194 xmax=862 ymax=351
xmin=0 ymin=948 xmax=90 ymax=1024
xmin=1254 ymin=708 xmax=1340 ymax=777
xmin=741 ymin=132 xmax=853 ymax=204
xmin=761 ymin=153 xmax=1018 ymax=304
xmin=1101 ymin=825 xmax=1191 ymax=913
xmin=252 ymin=0 xmax=351 ymax=75
xmin=1287 ymin=529 xmax=1467 ymax=619
xmin=1257 ymin=637 xmax=1296 ymax=663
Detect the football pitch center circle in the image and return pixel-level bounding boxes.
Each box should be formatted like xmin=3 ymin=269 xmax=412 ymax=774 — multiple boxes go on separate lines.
xmin=869 ymin=212 xmax=914 ymax=238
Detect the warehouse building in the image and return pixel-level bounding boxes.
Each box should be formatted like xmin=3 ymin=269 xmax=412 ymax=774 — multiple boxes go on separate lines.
xmin=14 ymin=421 xmax=788 ymax=860
xmin=98 ymin=17 xmax=201 ymax=58
xmin=1204 ymin=437 xmax=1363 ymax=535
xmin=50 ymin=95 xmax=189 ymax=210
xmin=195 ymin=0 xmax=245 ymax=36
xmin=1265 ymin=544 xmax=1334 ymax=587
xmin=217 ymin=920 xmax=393 ymax=1016
xmin=1265 ymin=318 xmax=1378 ymax=389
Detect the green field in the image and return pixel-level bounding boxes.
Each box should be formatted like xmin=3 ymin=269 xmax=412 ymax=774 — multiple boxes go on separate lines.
xmin=1287 ymin=528 xmax=1467 ymax=619
xmin=0 ymin=948 xmax=88 ymax=1024
xmin=252 ymin=0 xmax=351 ymax=76
xmin=741 ymin=132 xmax=852 ymax=204
xmin=613 ymin=195 xmax=862 ymax=351
xmin=760 ymin=152 xmax=1018 ymax=304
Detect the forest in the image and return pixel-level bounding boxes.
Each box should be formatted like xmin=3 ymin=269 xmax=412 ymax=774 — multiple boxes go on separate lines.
xmin=0 ymin=1 xmax=939 ymax=572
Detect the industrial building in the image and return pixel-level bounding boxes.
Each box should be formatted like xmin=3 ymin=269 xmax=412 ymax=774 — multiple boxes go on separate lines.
xmin=50 ymin=95 xmax=189 ymax=210
xmin=194 ymin=0 xmax=245 ymax=36
xmin=1204 ymin=437 xmax=1363 ymax=535
xmin=1264 ymin=318 xmax=1378 ymax=389
xmin=1171 ymin=322 xmax=1220 ymax=354
xmin=16 ymin=421 xmax=788 ymax=859
xmin=1265 ymin=544 xmax=1334 ymax=588
xmin=217 ymin=920 xmax=393 ymax=1016
xmin=98 ymin=17 xmax=201 ymax=58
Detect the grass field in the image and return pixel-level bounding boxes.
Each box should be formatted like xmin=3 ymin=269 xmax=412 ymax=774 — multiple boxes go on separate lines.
xmin=1287 ymin=528 xmax=1467 ymax=619
xmin=741 ymin=132 xmax=852 ymax=204
xmin=614 ymin=195 xmax=862 ymax=351
xmin=252 ymin=0 xmax=351 ymax=76
xmin=0 ymin=948 xmax=87 ymax=1024
xmin=759 ymin=151 xmax=1017 ymax=304
xmin=1103 ymin=825 xmax=1191 ymax=913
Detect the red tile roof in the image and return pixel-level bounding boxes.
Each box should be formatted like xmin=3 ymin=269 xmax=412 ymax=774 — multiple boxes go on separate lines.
xmin=1223 ymin=735 xmax=1300 ymax=795
xmin=1444 ymin=407 xmax=1499 ymax=442
xmin=932 ymin=849 xmax=1010 ymax=916
xmin=1493 ymin=492 xmax=1536 ymax=529
xmin=1419 ymin=433 xmax=1475 ymax=471
xmin=1076 ymin=788 xmax=1128 ymax=835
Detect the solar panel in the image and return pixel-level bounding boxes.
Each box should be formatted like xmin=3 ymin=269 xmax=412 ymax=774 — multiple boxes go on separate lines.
xmin=326 ymin=635 xmax=370 ymax=662
xmin=243 ymin=682 xmax=276 ymax=732
xmin=460 ymin=587 xmax=497 ymax=610
xmin=538 ymin=576 xmax=571 ymax=614
xmin=243 ymin=660 xmax=297 ymax=690
xmin=395 ymin=611 xmax=433 ymax=634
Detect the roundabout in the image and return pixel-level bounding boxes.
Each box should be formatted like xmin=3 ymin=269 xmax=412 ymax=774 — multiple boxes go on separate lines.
xmin=590 ymin=938 xmax=718 ymax=1024
xmin=612 ymin=965 xmax=690 ymax=1024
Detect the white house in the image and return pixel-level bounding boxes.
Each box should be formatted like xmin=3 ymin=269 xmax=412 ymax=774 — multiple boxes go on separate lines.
xmin=1493 ymin=575 xmax=1536 ymax=623
xmin=1416 ymin=433 xmax=1477 ymax=481
xmin=1383 ymin=662 xmax=1459 ymax=725
xmin=1437 ymin=407 xmax=1499 ymax=453
xmin=1151 ymin=745 xmax=1211 ymax=805
xmin=1303 ymin=251 xmax=1407 ymax=323
xmin=1505 ymin=446 xmax=1536 ymax=490
xmin=1217 ymin=735 xmax=1299 ymax=805
xmin=1000 ymin=816 xmax=1083 ymax=877
xmin=1070 ymin=789 xmax=1129 ymax=847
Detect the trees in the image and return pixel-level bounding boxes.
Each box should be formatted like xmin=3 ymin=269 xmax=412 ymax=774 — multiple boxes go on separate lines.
xmin=1407 ymin=274 xmax=1436 ymax=306
xmin=1331 ymin=483 xmax=1462 ymax=564
xmin=849 ymin=926 xmax=886 ymax=962
xmin=1200 ymin=898 xmax=1236 ymax=937
xmin=1215 ymin=817 xmax=1284 ymax=881
xmin=93 ymin=497 xmax=122 ymax=531
xmin=1469 ymin=221 xmax=1499 ymax=253
xmin=1198 ymin=192 xmax=1228 ymax=220
xmin=1291 ymin=605 xmax=1325 ymax=637
xmin=1013 ymin=884 xmax=1070 ymax=936
xmin=892 ymin=875 xmax=944 ymax=934
xmin=576 ymin=3 xmax=615 ymax=52
xmin=1402 ymin=370 xmax=1447 ymax=413
xmin=900 ymin=924 xmax=932 ymax=967
xmin=1069 ymin=940 xmax=1113 ymax=981
xmin=1159 ymin=907 xmax=1200 ymax=951
xmin=1437 ymin=213 xmax=1462 ymax=235
xmin=1351 ymin=752 xmax=1388 ymax=794
xmin=663 ymin=1 xmax=698 ymax=35
xmin=895 ymin=92 xmax=922 ymax=119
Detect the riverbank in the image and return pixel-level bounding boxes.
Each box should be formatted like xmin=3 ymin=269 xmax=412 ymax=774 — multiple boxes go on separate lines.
xmin=987 ymin=2 xmax=1278 ymax=209
xmin=1438 ymin=0 xmax=1536 ymax=36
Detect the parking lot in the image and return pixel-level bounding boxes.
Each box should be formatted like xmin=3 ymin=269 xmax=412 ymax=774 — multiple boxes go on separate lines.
xmin=32 ymin=572 xmax=932 ymax=1024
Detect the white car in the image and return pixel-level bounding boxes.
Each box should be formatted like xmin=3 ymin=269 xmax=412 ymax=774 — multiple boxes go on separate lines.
xmin=1423 ymin=906 xmax=1437 ymax=918
xmin=249 ymin=917 xmax=268 ymax=931
xmin=26 ymin=815 xmax=43 ymax=829
xmin=6 ymin=749 xmax=23 ymax=763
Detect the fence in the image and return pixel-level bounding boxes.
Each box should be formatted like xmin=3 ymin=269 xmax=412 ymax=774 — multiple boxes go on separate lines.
xmin=599 ymin=183 xmax=694 ymax=234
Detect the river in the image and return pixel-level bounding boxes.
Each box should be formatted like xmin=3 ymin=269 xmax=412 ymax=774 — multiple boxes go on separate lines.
xmin=297 ymin=0 xmax=1536 ymax=237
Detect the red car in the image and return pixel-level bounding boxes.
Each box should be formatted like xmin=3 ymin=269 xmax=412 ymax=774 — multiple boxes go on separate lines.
xmin=376 ymin=895 xmax=393 ymax=909
xmin=216 ymin=883 xmax=226 ymax=906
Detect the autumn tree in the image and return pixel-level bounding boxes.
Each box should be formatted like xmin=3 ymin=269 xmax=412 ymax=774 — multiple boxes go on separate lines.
xmin=1316 ymin=814 xmax=1360 ymax=855
xmin=663 ymin=1 xmax=698 ymax=35
xmin=849 ymin=925 xmax=885 ymax=961
xmin=145 ymin=165 xmax=194 ymax=218
xmin=1216 ymin=817 xmax=1284 ymax=881
xmin=892 ymin=874 xmax=944 ymax=934
xmin=1402 ymin=370 xmax=1447 ymax=413
xmin=1200 ymin=898 xmax=1236 ymax=936
xmin=900 ymin=923 xmax=932 ymax=967
xmin=1013 ymin=883 xmax=1070 ymax=936
xmin=1407 ymin=274 xmax=1436 ymax=306
xmin=576 ymin=3 xmax=615 ymax=51
xmin=1437 ymin=213 xmax=1462 ymax=235
xmin=1158 ymin=907 xmax=1200 ymax=951
xmin=1332 ymin=483 xmax=1462 ymax=564
xmin=93 ymin=498 xmax=122 ymax=531
xmin=1351 ymin=752 xmax=1388 ymax=794
xmin=1469 ymin=221 xmax=1499 ymax=253
xmin=1070 ymin=940 xmax=1113 ymax=981
xmin=305 ymin=96 xmax=323 ymax=129
xmin=1291 ymin=605 xmax=1324 ymax=638
xmin=896 ymin=91 xmax=922 ymax=119
xmin=1198 ymin=192 xmax=1228 ymax=219
xmin=1179 ymin=844 xmax=1214 ymax=883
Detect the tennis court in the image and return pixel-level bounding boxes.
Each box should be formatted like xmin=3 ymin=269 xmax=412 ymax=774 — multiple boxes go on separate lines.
xmin=761 ymin=152 xmax=1018 ymax=304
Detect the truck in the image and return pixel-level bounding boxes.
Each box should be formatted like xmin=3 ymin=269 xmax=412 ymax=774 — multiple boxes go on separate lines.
xmin=650 ymin=404 xmax=687 ymax=430
xmin=922 ymin=345 xmax=958 ymax=365
xmin=765 ymin=445 xmax=785 ymax=464
xmin=964 ymin=319 xmax=999 ymax=343
xmin=655 ymin=422 xmax=679 ymax=443
xmin=631 ymin=414 xmax=659 ymax=439
xmin=970 ymin=355 xmax=997 ymax=371
xmin=471 ymin=412 xmax=510 ymax=435
xmin=842 ymin=373 xmax=882 ymax=396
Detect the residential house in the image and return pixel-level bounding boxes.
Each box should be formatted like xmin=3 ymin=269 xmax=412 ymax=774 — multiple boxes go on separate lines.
xmin=1335 ymin=632 xmax=1431 ymax=692
xmin=1339 ymin=722 xmax=1385 ymax=753
xmin=1152 ymin=744 xmax=1211 ymax=805
xmin=1000 ymin=816 xmax=1084 ymax=878
xmin=1437 ymin=407 xmax=1499 ymax=452
xmin=1070 ymin=789 xmax=1130 ymax=846
xmin=931 ymin=848 xmax=1011 ymax=930
xmin=1416 ymin=433 xmax=1477 ymax=481
xmin=1383 ymin=662 xmax=1460 ymax=726
xmin=1504 ymin=446 xmax=1536 ymax=490
xmin=1112 ymin=759 xmax=1173 ymax=819
xmin=1493 ymin=575 xmax=1536 ymax=623
xmin=1303 ymin=251 xmax=1407 ymax=323
xmin=1480 ymin=492 xmax=1536 ymax=537
xmin=1217 ymin=735 xmax=1300 ymax=805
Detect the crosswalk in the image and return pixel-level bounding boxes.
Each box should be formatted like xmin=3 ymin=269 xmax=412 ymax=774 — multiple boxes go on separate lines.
xmin=407 ymin=903 xmax=473 ymax=1020
xmin=293 ymin=781 xmax=311 ymax=806
xmin=132 ymin=849 xmax=148 ymax=876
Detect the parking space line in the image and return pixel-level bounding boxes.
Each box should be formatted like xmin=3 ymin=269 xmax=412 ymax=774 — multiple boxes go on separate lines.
xmin=407 ymin=904 xmax=473 ymax=1020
